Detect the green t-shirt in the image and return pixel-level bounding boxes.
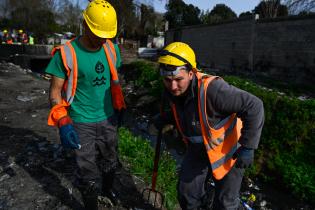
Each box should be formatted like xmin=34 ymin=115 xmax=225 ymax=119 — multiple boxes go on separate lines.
xmin=45 ymin=37 xmax=122 ymax=123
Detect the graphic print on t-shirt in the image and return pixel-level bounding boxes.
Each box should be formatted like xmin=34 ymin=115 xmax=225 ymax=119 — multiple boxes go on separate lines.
xmin=93 ymin=61 xmax=107 ymax=86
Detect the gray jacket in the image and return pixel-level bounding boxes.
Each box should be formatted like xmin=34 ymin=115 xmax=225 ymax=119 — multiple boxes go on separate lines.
xmin=164 ymin=74 xmax=264 ymax=149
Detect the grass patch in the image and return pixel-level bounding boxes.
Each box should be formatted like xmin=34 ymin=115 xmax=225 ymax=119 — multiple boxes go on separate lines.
xmin=118 ymin=127 xmax=178 ymax=210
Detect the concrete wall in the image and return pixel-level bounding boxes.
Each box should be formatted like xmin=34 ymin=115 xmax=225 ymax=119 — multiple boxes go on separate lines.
xmin=0 ymin=44 xmax=53 ymax=59
xmin=165 ymin=15 xmax=315 ymax=85
xmin=0 ymin=44 xmax=53 ymax=72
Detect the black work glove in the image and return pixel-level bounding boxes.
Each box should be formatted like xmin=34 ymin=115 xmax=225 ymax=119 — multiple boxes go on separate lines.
xmin=233 ymin=146 xmax=254 ymax=168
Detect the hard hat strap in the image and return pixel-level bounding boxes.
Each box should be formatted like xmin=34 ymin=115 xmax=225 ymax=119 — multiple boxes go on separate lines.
xmin=159 ymin=49 xmax=192 ymax=69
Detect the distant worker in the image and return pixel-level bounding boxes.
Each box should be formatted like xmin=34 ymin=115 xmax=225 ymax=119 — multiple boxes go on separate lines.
xmin=22 ymin=32 xmax=28 ymax=44
xmin=18 ymin=29 xmax=28 ymax=44
xmin=2 ymin=29 xmax=8 ymax=44
xmin=11 ymin=30 xmax=17 ymax=43
xmin=0 ymin=31 xmax=3 ymax=44
xmin=154 ymin=42 xmax=264 ymax=210
xmin=17 ymin=29 xmax=23 ymax=43
xmin=45 ymin=1 xmax=125 ymax=209
xmin=6 ymin=31 xmax=13 ymax=45
xmin=29 ymin=34 xmax=34 ymax=45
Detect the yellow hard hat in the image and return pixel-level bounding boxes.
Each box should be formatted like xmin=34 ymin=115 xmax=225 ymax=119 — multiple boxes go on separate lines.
xmin=83 ymin=0 xmax=117 ymax=38
xmin=158 ymin=42 xmax=197 ymax=68
xmin=19 ymin=29 xmax=23 ymax=33
xmin=3 ymin=29 xmax=8 ymax=33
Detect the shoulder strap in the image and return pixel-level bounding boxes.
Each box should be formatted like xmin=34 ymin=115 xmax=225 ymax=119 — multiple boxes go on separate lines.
xmin=51 ymin=40 xmax=78 ymax=104
xmin=103 ymin=39 xmax=119 ymax=82
xmin=50 ymin=40 xmax=77 ymax=78
xmin=104 ymin=39 xmax=117 ymax=65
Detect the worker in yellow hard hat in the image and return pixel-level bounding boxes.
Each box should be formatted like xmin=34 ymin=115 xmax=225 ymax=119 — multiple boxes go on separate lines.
xmin=45 ymin=1 xmax=123 ymax=209
xmin=154 ymin=42 xmax=264 ymax=210
xmin=2 ymin=29 xmax=9 ymax=44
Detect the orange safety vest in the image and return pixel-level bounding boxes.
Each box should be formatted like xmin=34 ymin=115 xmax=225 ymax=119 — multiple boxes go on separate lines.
xmin=6 ymin=39 xmax=13 ymax=44
xmin=170 ymin=72 xmax=243 ymax=180
xmin=47 ymin=39 xmax=126 ymax=126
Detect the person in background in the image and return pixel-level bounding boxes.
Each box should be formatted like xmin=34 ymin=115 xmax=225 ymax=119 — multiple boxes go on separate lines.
xmin=0 ymin=30 xmax=3 ymax=44
xmin=154 ymin=42 xmax=264 ymax=210
xmin=2 ymin=29 xmax=9 ymax=44
xmin=29 ymin=34 xmax=34 ymax=45
xmin=45 ymin=1 xmax=125 ymax=209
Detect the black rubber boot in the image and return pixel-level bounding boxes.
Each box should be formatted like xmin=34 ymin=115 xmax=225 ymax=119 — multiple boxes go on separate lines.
xmin=102 ymin=170 xmax=120 ymax=206
xmin=79 ymin=181 xmax=101 ymax=210
xmin=82 ymin=194 xmax=98 ymax=210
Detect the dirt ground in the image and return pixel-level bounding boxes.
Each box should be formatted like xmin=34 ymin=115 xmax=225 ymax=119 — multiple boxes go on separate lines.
xmin=0 ymin=61 xmax=159 ymax=210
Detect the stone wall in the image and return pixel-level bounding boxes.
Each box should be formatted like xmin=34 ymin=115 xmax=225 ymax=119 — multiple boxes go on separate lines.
xmin=0 ymin=44 xmax=53 ymax=59
xmin=165 ymin=15 xmax=315 ymax=85
xmin=0 ymin=44 xmax=53 ymax=72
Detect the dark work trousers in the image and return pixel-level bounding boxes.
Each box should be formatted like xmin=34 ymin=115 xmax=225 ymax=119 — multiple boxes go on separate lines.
xmin=178 ymin=143 xmax=245 ymax=210
xmin=73 ymin=116 xmax=119 ymax=196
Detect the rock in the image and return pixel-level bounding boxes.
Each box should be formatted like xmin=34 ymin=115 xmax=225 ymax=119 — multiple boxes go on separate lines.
xmin=0 ymin=174 xmax=11 ymax=182
xmin=260 ymin=200 xmax=267 ymax=207
xmin=135 ymin=88 xmax=149 ymax=97
xmin=135 ymin=95 xmax=156 ymax=107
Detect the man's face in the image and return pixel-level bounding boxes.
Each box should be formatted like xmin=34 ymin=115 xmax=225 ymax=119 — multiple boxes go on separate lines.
xmin=85 ymin=24 xmax=107 ymax=48
xmin=163 ymin=69 xmax=193 ymax=96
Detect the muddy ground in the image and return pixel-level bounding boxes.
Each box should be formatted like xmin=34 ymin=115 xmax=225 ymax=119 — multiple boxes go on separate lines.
xmin=0 ymin=61 xmax=161 ymax=210
xmin=0 ymin=60 xmax=314 ymax=210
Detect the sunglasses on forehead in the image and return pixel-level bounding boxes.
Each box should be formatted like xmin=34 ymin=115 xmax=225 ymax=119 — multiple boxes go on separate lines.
xmin=159 ymin=64 xmax=188 ymax=76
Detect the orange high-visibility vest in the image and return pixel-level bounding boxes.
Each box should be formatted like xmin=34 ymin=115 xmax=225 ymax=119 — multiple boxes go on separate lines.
xmin=6 ymin=39 xmax=13 ymax=44
xmin=48 ymin=39 xmax=126 ymax=126
xmin=170 ymin=72 xmax=242 ymax=180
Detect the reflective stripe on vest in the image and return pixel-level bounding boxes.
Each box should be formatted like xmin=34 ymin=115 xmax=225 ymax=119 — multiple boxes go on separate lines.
xmin=63 ymin=42 xmax=77 ymax=104
xmin=170 ymin=72 xmax=243 ymax=180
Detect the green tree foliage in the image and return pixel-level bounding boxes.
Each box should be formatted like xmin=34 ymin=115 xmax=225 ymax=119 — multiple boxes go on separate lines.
xmin=138 ymin=4 xmax=156 ymax=37
xmin=2 ymin=0 xmax=60 ymax=43
xmin=202 ymin=4 xmax=237 ymax=24
xmin=107 ymin=0 xmax=138 ymax=38
xmin=54 ymin=0 xmax=82 ymax=35
xmin=239 ymin=11 xmax=253 ymax=18
xmin=165 ymin=0 xmax=201 ymax=29
xmin=254 ymin=0 xmax=288 ymax=18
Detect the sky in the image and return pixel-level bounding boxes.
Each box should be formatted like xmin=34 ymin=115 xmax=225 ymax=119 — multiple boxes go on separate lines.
xmin=153 ymin=0 xmax=261 ymax=15
xmin=76 ymin=0 xmax=261 ymax=16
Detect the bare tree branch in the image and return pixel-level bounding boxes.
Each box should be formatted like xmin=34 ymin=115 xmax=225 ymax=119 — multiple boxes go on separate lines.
xmin=284 ymin=0 xmax=315 ymax=13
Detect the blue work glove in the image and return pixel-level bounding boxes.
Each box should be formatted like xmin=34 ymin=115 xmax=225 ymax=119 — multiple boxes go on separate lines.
xmin=233 ymin=146 xmax=254 ymax=168
xmin=58 ymin=116 xmax=81 ymax=149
